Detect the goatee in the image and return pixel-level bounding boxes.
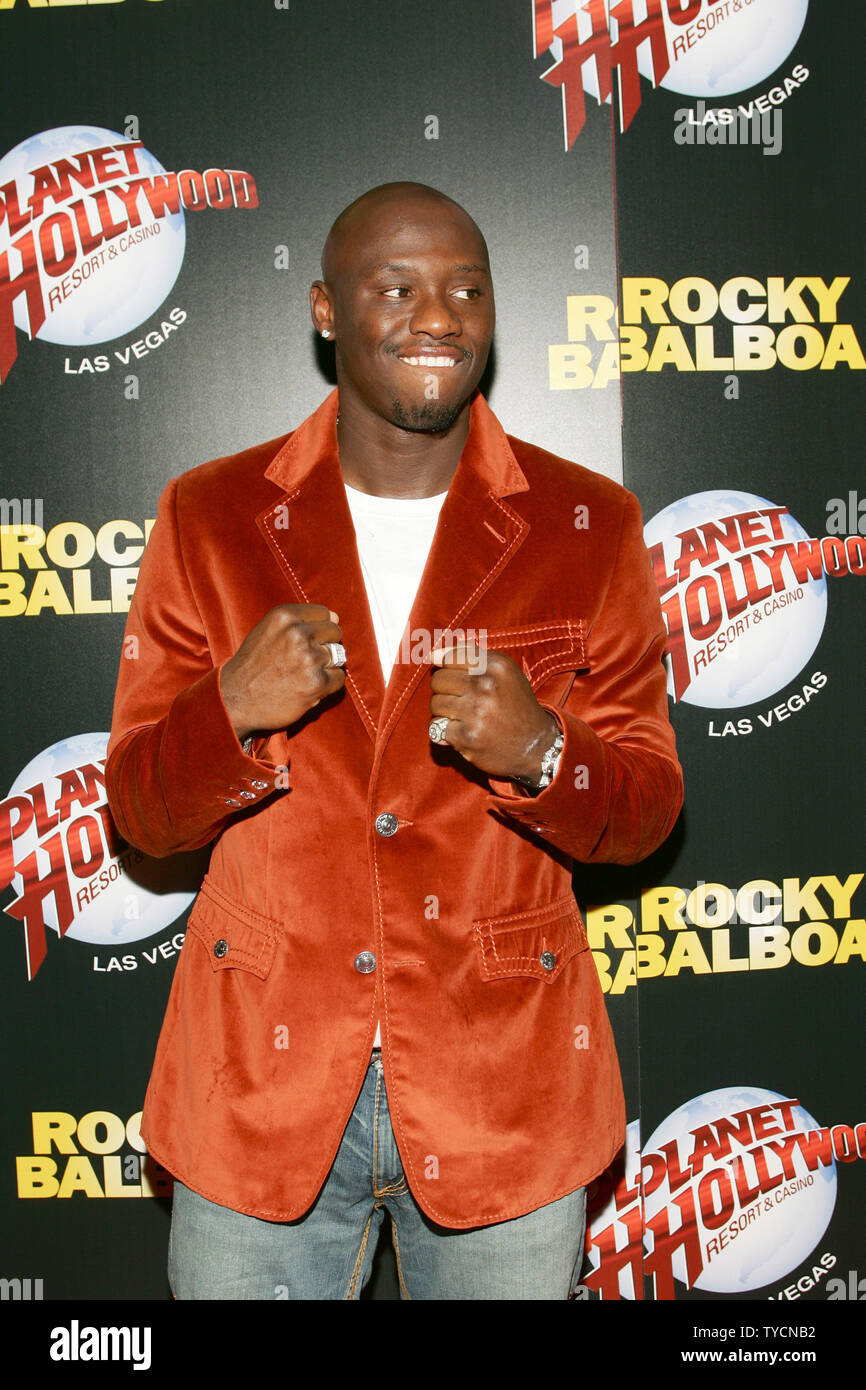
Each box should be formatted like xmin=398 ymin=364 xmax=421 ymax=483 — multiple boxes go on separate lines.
xmin=390 ymin=397 xmax=464 ymax=433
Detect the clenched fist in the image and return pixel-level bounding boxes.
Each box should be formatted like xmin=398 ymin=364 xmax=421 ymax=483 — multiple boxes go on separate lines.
xmin=220 ymin=604 xmax=345 ymax=742
xmin=429 ymin=645 xmax=559 ymax=785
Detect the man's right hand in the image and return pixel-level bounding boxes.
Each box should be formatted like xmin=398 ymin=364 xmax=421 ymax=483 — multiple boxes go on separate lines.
xmin=219 ymin=604 xmax=345 ymax=743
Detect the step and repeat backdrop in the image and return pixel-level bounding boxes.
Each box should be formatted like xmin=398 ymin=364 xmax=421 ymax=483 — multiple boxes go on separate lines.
xmin=565 ymin=0 xmax=865 ymax=1305
xmin=1 ymin=0 xmax=862 ymax=1310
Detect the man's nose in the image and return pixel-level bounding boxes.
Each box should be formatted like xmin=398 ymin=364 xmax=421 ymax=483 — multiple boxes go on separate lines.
xmin=409 ymin=289 xmax=459 ymax=337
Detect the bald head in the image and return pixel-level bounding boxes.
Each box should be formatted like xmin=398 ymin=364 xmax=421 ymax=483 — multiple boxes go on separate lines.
xmin=321 ymin=182 xmax=489 ymax=285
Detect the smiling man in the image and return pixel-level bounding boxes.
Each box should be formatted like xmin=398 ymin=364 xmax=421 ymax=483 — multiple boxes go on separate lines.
xmin=106 ymin=181 xmax=683 ymax=1301
xmin=314 ymin=183 xmax=491 ymax=439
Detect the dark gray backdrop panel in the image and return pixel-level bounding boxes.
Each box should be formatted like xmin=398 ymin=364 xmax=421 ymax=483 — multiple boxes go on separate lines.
xmin=0 ymin=0 xmax=622 ymax=1301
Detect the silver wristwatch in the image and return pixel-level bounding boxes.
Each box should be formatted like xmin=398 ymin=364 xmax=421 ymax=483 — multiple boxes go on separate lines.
xmin=516 ymin=723 xmax=564 ymax=791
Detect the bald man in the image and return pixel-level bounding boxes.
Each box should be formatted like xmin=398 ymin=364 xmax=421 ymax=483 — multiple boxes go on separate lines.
xmin=107 ymin=182 xmax=682 ymax=1300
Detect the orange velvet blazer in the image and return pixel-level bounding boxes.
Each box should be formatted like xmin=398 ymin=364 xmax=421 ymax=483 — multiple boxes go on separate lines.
xmin=106 ymin=389 xmax=683 ymax=1227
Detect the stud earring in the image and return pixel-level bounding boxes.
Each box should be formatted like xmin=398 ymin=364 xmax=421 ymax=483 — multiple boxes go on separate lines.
xmin=321 ymin=330 xmax=331 ymax=339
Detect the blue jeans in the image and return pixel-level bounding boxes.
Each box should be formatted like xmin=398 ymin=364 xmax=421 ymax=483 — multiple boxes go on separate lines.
xmin=168 ymin=1052 xmax=587 ymax=1299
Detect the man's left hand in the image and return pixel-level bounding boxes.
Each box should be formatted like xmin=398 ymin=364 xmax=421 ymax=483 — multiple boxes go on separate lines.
xmin=429 ymin=644 xmax=559 ymax=784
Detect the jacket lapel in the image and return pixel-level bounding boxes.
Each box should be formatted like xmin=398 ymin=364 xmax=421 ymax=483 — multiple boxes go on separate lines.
xmin=255 ymin=389 xmax=530 ymax=743
xmin=376 ymin=403 xmax=530 ymax=742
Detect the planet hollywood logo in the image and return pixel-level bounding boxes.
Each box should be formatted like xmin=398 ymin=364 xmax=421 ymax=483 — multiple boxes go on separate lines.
xmin=1 ymin=733 xmax=197 ymax=980
xmin=644 ymin=490 xmax=866 ymax=712
xmin=533 ymin=0 xmax=809 ymax=147
xmin=584 ymin=1085 xmax=865 ymax=1299
xmin=0 ymin=124 xmax=257 ymax=383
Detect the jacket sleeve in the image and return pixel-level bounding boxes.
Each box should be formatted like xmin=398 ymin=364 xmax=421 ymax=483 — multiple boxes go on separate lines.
xmin=105 ymin=476 xmax=280 ymax=858
xmin=485 ymin=489 xmax=683 ymax=865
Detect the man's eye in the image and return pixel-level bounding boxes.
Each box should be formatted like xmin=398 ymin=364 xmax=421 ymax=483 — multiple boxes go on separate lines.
xmin=455 ymin=287 xmax=481 ymax=300
xmin=382 ymin=287 xmax=411 ymax=298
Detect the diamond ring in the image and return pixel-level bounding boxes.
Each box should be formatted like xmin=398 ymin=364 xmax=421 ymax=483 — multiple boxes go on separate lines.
xmin=323 ymin=642 xmax=347 ymax=668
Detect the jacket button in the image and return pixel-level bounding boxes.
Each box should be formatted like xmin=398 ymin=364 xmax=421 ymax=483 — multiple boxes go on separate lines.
xmin=540 ymin=951 xmax=556 ymax=971
xmin=214 ymin=939 xmax=229 ymax=959
xmin=375 ymin=812 xmax=399 ymax=837
xmin=354 ymin=951 xmax=376 ymax=974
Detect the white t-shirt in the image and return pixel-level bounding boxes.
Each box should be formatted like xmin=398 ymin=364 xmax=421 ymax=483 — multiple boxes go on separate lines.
xmin=344 ymin=482 xmax=448 ymax=1051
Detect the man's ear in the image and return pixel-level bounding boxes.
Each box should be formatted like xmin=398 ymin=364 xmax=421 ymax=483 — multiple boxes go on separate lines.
xmin=310 ymin=281 xmax=335 ymax=338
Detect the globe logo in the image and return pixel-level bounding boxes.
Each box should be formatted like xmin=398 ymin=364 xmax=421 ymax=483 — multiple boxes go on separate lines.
xmin=644 ymin=489 xmax=827 ymax=709
xmin=642 ymin=1087 xmax=836 ymax=1294
xmin=0 ymin=125 xmax=186 ymax=347
xmin=655 ymin=0 xmax=810 ymax=99
xmin=542 ymin=1 xmax=809 ymax=102
xmin=4 ymin=733 xmax=198 ymax=968
xmin=585 ymin=1088 xmax=837 ymax=1297
xmin=536 ymin=0 xmax=810 ymax=153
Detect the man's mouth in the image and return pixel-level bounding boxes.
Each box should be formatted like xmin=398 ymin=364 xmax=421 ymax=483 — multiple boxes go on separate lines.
xmin=397 ymin=350 xmax=465 ymax=369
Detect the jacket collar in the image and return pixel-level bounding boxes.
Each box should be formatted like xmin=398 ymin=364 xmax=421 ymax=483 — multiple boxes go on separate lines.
xmin=256 ymin=389 xmax=531 ymax=743
xmin=262 ymin=388 xmax=529 ymax=498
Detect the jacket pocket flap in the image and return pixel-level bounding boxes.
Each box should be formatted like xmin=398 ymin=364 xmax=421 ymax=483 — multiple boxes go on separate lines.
xmin=187 ymin=874 xmax=279 ymax=979
xmin=474 ymin=894 xmax=588 ymax=983
xmin=483 ymin=619 xmax=589 ymax=685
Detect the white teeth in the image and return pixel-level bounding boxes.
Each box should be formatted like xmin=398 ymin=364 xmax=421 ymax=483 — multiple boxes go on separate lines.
xmin=400 ymin=356 xmax=457 ymax=367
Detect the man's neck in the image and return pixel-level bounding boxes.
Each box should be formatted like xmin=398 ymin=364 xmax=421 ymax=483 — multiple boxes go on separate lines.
xmin=335 ymin=400 xmax=470 ymax=498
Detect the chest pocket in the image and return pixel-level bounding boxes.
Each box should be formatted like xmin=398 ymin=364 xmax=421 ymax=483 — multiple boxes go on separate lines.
xmin=483 ymin=618 xmax=589 ymax=707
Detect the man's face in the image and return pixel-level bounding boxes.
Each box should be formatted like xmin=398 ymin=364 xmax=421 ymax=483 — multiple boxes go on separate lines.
xmin=317 ymin=200 xmax=495 ymax=433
